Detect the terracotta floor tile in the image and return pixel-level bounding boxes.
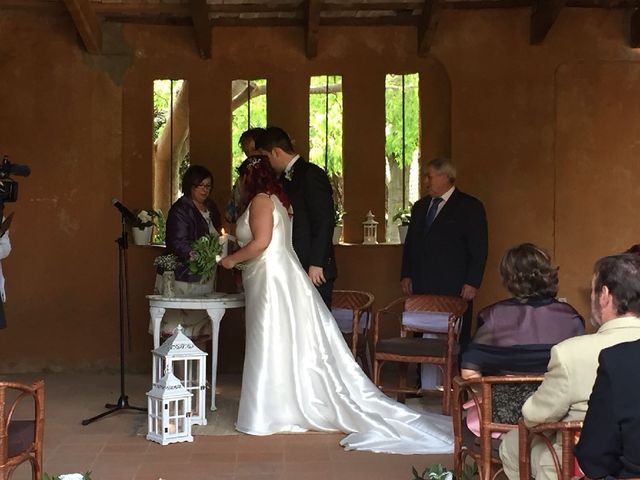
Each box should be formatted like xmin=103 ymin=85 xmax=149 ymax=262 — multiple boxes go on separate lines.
xmin=235 ymin=460 xmax=286 ymax=476
xmin=3 ymin=372 xmax=455 ymax=480
xmin=189 ymin=451 xmax=238 ymax=463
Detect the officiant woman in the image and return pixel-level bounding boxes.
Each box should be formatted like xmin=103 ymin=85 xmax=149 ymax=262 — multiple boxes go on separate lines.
xmin=150 ymin=165 xmax=222 ymax=343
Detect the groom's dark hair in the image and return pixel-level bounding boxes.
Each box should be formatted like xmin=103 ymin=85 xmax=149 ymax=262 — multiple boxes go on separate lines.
xmin=254 ymin=127 xmax=295 ymax=154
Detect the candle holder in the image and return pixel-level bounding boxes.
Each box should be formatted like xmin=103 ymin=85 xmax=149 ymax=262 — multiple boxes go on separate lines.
xmin=362 ymin=211 xmax=379 ymax=245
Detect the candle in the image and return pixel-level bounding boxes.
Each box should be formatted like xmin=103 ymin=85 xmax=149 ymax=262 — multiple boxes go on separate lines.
xmin=220 ymin=228 xmax=229 ymax=258
xmin=168 ymin=421 xmax=177 ymax=434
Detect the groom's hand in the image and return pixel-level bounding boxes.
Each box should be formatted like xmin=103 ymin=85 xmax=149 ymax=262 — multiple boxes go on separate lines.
xmin=308 ymin=266 xmax=326 ymax=286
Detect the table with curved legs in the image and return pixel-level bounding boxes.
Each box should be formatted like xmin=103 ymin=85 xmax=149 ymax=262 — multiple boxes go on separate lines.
xmin=146 ymin=293 xmax=245 ymax=411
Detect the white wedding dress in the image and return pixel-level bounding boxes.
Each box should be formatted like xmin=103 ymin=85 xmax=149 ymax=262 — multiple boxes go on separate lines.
xmin=235 ymin=194 xmax=454 ymax=454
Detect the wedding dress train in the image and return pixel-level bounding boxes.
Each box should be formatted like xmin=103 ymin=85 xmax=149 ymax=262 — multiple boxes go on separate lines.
xmin=235 ymin=194 xmax=454 ymax=454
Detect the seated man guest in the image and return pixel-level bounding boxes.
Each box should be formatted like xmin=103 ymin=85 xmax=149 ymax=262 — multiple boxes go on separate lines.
xmin=461 ymin=243 xmax=584 ymax=379
xmin=499 ymin=253 xmax=640 ymax=480
xmin=575 ymin=339 xmax=640 ymax=479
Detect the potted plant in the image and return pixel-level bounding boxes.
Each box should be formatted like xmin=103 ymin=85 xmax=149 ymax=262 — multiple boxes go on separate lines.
xmin=393 ymin=204 xmax=412 ymax=244
xmin=131 ymin=209 xmax=158 ymax=245
xmin=154 ymin=253 xmax=180 ymax=297
xmin=333 ymin=209 xmax=346 ymax=245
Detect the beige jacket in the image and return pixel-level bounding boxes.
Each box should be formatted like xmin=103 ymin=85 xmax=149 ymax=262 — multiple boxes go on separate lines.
xmin=523 ymin=316 xmax=640 ymax=426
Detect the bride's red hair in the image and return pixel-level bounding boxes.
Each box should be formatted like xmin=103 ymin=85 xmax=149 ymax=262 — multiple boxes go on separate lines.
xmin=237 ymin=155 xmax=290 ymax=211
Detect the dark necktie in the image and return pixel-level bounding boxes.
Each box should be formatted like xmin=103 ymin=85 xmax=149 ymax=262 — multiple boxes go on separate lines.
xmin=425 ymin=197 xmax=443 ymax=229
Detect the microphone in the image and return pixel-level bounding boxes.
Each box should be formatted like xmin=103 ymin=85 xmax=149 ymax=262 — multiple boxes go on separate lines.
xmin=111 ymin=198 xmax=137 ymax=223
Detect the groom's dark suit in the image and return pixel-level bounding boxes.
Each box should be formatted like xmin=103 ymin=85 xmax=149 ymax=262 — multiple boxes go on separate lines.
xmin=282 ymin=157 xmax=337 ymax=307
xmin=401 ymin=188 xmax=488 ymax=349
xmin=575 ymin=339 xmax=640 ymax=479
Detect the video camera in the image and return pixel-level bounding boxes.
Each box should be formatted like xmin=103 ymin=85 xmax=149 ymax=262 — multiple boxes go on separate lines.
xmin=0 ymin=155 xmax=30 ymax=204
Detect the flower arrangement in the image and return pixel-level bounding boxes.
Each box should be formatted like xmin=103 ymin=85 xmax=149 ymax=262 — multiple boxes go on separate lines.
xmin=411 ymin=463 xmax=477 ymax=480
xmin=187 ymin=233 xmax=222 ymax=282
xmin=335 ymin=209 xmax=346 ymax=227
xmin=133 ymin=209 xmax=158 ymax=230
xmin=43 ymin=473 xmax=92 ymax=480
xmin=154 ymin=253 xmax=180 ymax=273
xmin=392 ymin=204 xmax=413 ymax=225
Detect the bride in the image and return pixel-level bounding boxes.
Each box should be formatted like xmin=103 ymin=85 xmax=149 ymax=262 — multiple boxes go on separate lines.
xmin=219 ymin=156 xmax=454 ymax=454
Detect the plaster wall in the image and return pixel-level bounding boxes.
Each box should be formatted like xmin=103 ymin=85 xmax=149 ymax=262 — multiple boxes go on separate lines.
xmin=0 ymin=9 xmax=638 ymax=372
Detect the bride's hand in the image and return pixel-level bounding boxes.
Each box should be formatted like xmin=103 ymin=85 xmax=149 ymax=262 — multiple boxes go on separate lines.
xmin=219 ymin=256 xmax=236 ymax=270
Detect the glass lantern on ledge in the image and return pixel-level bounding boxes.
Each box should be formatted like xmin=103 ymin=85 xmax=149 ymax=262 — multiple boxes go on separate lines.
xmin=146 ymin=369 xmax=194 ymax=446
xmin=152 ymin=325 xmax=208 ymax=426
xmin=362 ymin=210 xmax=379 ymax=245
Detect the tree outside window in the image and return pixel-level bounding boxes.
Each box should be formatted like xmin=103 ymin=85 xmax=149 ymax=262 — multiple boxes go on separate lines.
xmin=385 ymin=73 xmax=421 ymax=243
xmin=153 ymin=79 xmax=189 ymax=209
xmin=309 ymin=75 xmax=344 ymax=235
xmin=231 ymin=79 xmax=267 ymax=183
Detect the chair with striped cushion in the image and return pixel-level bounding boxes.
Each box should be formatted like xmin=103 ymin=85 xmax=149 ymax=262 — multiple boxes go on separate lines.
xmin=373 ymin=294 xmax=467 ymax=414
xmin=331 ymin=290 xmax=375 ymax=377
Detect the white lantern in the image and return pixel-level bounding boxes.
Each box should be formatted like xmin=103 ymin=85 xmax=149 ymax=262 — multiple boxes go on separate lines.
xmin=152 ymin=325 xmax=208 ymax=426
xmin=146 ymin=369 xmax=194 ymax=445
xmin=362 ymin=210 xmax=379 ymax=245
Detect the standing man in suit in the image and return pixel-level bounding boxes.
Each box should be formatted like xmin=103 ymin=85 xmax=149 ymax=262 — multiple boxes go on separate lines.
xmin=255 ymin=127 xmax=337 ymax=308
xmin=499 ymin=253 xmax=640 ymax=480
xmin=400 ymin=157 xmax=488 ymax=351
xmin=575 ymin=339 xmax=640 ymax=479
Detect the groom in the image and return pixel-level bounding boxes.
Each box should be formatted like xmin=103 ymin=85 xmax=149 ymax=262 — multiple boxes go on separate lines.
xmin=255 ymin=127 xmax=337 ymax=308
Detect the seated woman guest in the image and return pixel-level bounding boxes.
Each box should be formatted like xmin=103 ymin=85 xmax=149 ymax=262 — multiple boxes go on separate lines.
xmin=461 ymin=243 xmax=584 ymax=379
xmin=153 ymin=165 xmax=222 ymax=342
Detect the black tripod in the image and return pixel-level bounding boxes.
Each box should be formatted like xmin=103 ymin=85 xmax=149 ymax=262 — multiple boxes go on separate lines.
xmin=82 ymin=212 xmax=146 ymax=425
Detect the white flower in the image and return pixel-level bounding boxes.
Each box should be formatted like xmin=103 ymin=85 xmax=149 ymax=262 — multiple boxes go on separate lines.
xmin=137 ymin=210 xmax=153 ymax=223
xmin=58 ymin=474 xmax=86 ymax=480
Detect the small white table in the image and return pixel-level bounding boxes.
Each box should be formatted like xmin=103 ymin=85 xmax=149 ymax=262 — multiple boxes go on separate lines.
xmin=146 ymin=293 xmax=245 ymax=410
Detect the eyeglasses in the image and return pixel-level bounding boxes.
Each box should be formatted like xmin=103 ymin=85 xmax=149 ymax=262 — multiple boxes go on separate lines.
xmin=194 ymin=183 xmax=212 ymax=190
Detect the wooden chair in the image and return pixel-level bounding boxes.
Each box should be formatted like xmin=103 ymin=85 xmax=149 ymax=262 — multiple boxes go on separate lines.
xmin=518 ymin=417 xmax=583 ymax=480
xmin=452 ymin=375 xmax=544 ymax=480
xmin=0 ymin=380 xmax=45 ymax=480
xmin=331 ymin=290 xmax=375 ymax=377
xmin=373 ymin=294 xmax=467 ymax=414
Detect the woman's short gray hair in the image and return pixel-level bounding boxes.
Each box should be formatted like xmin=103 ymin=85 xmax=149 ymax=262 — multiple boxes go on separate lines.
xmin=426 ymin=158 xmax=457 ymax=182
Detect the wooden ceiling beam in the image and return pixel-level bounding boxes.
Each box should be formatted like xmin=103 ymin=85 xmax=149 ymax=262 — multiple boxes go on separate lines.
xmin=189 ymin=0 xmax=212 ymax=59
xmin=306 ymin=0 xmax=321 ymax=58
xmin=418 ymin=0 xmax=441 ymax=55
xmin=631 ymin=7 xmax=640 ymax=47
xmin=530 ymin=0 xmax=567 ymax=44
xmin=323 ymin=2 xmax=424 ymax=10
xmin=62 ymin=0 xmax=102 ymax=54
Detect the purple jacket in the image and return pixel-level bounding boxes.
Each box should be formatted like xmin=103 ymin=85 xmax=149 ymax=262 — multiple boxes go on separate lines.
xmin=166 ymin=195 xmax=222 ymax=282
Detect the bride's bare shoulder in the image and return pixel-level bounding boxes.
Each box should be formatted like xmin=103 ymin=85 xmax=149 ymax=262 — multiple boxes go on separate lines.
xmin=249 ymin=193 xmax=274 ymax=211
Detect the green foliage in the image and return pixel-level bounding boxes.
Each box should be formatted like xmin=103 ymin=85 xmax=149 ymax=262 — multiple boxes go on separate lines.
xmin=187 ymin=233 xmax=222 ymax=282
xmin=335 ymin=209 xmax=346 ymax=226
xmin=153 ymin=79 xmax=184 ymax=142
xmin=231 ymin=79 xmax=267 ymax=183
xmin=152 ymin=209 xmax=166 ymax=244
xmin=411 ymin=463 xmax=477 ymax=480
xmin=392 ymin=204 xmax=412 ymax=225
xmin=309 ymin=75 xmax=343 ymax=178
xmin=385 ymin=73 xmax=420 ymax=168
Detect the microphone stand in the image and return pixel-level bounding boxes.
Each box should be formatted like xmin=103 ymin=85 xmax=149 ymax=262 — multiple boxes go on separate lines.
xmin=82 ymin=213 xmax=146 ymax=425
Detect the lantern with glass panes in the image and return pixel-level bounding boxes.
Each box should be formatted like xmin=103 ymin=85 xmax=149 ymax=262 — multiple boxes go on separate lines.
xmin=152 ymin=325 xmax=208 ymax=426
xmin=362 ymin=210 xmax=379 ymax=245
xmin=146 ymin=369 xmax=194 ymax=445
